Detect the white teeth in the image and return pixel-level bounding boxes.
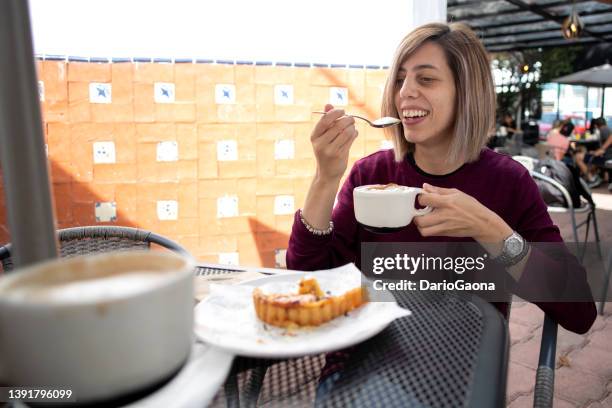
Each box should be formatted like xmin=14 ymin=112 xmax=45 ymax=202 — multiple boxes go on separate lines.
xmin=402 ymin=109 xmax=429 ymax=118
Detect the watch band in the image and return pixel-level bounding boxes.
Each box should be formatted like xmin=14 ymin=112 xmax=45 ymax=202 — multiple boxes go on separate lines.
xmin=492 ymin=231 xmax=530 ymax=267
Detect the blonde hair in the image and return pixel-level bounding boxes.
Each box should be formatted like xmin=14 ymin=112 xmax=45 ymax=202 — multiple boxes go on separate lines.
xmin=381 ymin=22 xmax=495 ymax=164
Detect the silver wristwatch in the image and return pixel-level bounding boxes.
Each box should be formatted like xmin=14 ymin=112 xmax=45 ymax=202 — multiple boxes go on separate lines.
xmin=491 ymin=231 xmax=529 ymax=267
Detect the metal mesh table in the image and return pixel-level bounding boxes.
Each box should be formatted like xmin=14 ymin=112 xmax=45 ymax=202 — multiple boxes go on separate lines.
xmin=198 ymin=266 xmax=509 ymax=408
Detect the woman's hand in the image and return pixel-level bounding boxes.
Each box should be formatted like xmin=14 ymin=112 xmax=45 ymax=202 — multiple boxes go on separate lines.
xmin=311 ymin=104 xmax=358 ymax=181
xmin=414 ymin=183 xmax=512 ymax=244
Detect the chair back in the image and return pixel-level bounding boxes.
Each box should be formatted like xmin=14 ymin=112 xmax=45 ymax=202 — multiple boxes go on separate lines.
xmin=0 ymin=226 xmax=191 ymax=272
xmin=511 ymin=155 xmax=537 ymax=172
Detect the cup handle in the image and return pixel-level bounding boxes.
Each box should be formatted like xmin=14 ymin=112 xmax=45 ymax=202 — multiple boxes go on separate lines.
xmin=414 ymin=206 xmax=432 ymax=216
xmin=414 ymin=189 xmax=433 ymax=216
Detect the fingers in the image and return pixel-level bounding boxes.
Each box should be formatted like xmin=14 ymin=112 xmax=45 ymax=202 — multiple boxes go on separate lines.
xmin=413 ymin=210 xmax=445 ymax=229
xmin=417 ymin=224 xmax=447 ymax=237
xmin=417 ymin=192 xmax=448 ymax=208
xmin=310 ymin=105 xmax=358 ymax=164
xmin=329 ymin=120 xmax=357 ymax=150
xmin=423 ymin=183 xmax=457 ymax=195
xmin=311 ymin=108 xmax=346 ymax=140
xmin=315 ymin=116 xmax=355 ymax=147
xmin=417 ymin=221 xmax=461 ymax=237
xmin=412 ymin=206 xmax=453 ymax=237
xmin=338 ymin=129 xmax=359 ymax=152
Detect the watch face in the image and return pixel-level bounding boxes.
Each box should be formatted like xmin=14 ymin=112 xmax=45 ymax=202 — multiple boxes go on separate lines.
xmin=506 ymin=236 xmax=523 ymax=256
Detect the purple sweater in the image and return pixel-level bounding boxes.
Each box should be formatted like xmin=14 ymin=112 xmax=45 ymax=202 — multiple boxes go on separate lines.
xmin=287 ymin=148 xmax=596 ymax=334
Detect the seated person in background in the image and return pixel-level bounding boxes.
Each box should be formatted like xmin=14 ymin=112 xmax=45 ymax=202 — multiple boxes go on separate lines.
xmin=500 ymin=112 xmax=519 ymax=139
xmin=575 ymin=117 xmax=611 ymax=188
xmin=559 ymin=118 xmax=575 ymax=137
xmin=546 ymin=119 xmax=571 ymax=161
xmin=587 ymin=118 xmax=598 ymax=138
xmin=590 ymin=117 xmax=611 ymax=160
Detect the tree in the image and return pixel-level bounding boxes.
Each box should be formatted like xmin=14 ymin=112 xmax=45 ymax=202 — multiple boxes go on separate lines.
xmin=491 ymin=46 xmax=583 ymax=124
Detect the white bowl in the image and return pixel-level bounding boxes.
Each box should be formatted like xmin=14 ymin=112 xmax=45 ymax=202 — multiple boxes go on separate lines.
xmin=0 ymin=251 xmax=194 ymax=403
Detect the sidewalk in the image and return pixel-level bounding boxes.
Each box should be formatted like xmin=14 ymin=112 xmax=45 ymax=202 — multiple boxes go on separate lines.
xmin=507 ymin=302 xmax=612 ymax=407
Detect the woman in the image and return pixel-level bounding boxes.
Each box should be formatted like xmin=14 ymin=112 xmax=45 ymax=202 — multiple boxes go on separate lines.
xmin=546 ymin=119 xmax=571 ymax=162
xmin=575 ymin=117 xmax=612 ymax=188
xmin=500 ymin=112 xmax=519 ymax=139
xmin=287 ymin=22 xmax=595 ymax=335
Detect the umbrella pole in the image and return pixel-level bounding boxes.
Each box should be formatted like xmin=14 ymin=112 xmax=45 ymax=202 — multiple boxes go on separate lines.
xmin=0 ymin=0 xmax=58 ymax=268
xmin=556 ymin=83 xmax=561 ymax=121
xmin=586 ymin=86 xmax=589 ymax=131
xmin=602 ymin=86 xmax=605 ymax=118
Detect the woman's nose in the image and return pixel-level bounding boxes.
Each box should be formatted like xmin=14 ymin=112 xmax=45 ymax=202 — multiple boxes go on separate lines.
xmin=399 ymin=79 xmax=418 ymax=99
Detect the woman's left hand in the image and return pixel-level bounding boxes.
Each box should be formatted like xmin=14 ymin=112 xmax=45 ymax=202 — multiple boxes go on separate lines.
xmin=415 ymin=183 xmax=512 ymax=243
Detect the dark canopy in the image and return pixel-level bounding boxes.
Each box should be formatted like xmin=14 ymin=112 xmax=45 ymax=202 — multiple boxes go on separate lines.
xmin=552 ymin=63 xmax=612 ymax=86
xmin=447 ymin=0 xmax=612 ymax=52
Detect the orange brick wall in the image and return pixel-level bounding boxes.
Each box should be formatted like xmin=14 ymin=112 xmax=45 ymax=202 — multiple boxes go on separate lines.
xmin=0 ymin=60 xmax=390 ymax=267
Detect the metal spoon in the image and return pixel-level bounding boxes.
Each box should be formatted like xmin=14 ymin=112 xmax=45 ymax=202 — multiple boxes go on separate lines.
xmin=312 ymin=111 xmax=401 ymax=128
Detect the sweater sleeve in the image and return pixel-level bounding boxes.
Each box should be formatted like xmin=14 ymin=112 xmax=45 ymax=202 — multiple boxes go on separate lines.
xmin=510 ymin=170 xmax=596 ymax=334
xmin=286 ymin=165 xmax=362 ymax=271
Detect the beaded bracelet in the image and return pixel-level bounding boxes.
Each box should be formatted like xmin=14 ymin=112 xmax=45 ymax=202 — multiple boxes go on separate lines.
xmin=299 ymin=209 xmax=334 ymax=236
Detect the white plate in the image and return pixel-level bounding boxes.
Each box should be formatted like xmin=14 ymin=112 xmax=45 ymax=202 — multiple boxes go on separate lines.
xmin=124 ymin=341 xmax=233 ymax=408
xmin=14 ymin=342 xmax=233 ymax=408
xmin=193 ymin=264 xmax=411 ymax=359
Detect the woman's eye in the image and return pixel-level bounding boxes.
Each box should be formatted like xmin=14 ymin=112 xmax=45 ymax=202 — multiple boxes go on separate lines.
xmin=395 ymin=78 xmax=405 ymax=86
xmin=420 ymin=77 xmax=434 ymax=84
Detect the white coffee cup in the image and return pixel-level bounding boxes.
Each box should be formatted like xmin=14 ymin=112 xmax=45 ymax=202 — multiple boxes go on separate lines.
xmin=353 ymin=184 xmax=432 ymax=229
xmin=0 ymin=251 xmax=194 ymax=403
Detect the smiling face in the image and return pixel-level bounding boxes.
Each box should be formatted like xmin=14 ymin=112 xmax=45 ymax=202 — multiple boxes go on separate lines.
xmin=393 ymin=42 xmax=457 ymax=148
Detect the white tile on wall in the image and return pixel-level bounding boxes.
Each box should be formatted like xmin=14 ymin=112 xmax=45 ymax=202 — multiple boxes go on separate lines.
xmin=329 ymin=87 xmax=348 ymax=106
xmin=274 ymin=195 xmax=294 ymax=215
xmin=215 ymin=84 xmax=236 ymax=104
xmin=217 ymin=195 xmax=239 ymax=218
xmin=274 ymin=85 xmax=294 ymax=105
xmin=93 ymin=141 xmax=116 ymax=164
xmin=274 ymin=139 xmax=295 ymax=160
xmin=217 ymin=140 xmax=238 ymax=161
xmin=218 ymin=252 xmax=240 ymax=266
xmin=95 ymin=202 xmax=117 ymax=222
xmin=38 ymin=81 xmax=45 ymax=102
xmin=157 ymin=200 xmax=179 ymax=221
xmin=89 ymin=83 xmax=112 ymax=104
xmin=156 ymin=141 xmax=179 ymax=162
xmin=274 ymin=249 xmax=287 ymax=269
xmin=154 ymin=82 xmax=176 ymax=103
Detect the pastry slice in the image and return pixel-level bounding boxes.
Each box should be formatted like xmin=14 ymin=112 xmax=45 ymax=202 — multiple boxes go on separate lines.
xmin=252 ymin=277 xmax=367 ymax=328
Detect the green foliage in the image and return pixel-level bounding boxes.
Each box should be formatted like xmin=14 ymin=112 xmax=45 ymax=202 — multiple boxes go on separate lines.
xmin=491 ymin=46 xmax=583 ymax=119
xmin=538 ymin=46 xmax=583 ymax=83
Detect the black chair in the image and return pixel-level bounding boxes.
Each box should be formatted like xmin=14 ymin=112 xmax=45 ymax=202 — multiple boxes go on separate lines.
xmin=513 ymin=156 xmax=602 ymax=262
xmin=506 ymin=298 xmax=557 ymax=408
xmin=593 ymin=158 xmax=612 ymax=192
xmin=0 ymin=226 xmax=192 ymax=272
xmin=533 ymin=315 xmax=558 ymax=408
xmin=522 ymin=120 xmax=541 ymax=146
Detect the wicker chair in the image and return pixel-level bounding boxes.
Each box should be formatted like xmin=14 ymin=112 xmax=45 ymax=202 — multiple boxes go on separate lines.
xmin=0 ymin=226 xmax=191 ymax=272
